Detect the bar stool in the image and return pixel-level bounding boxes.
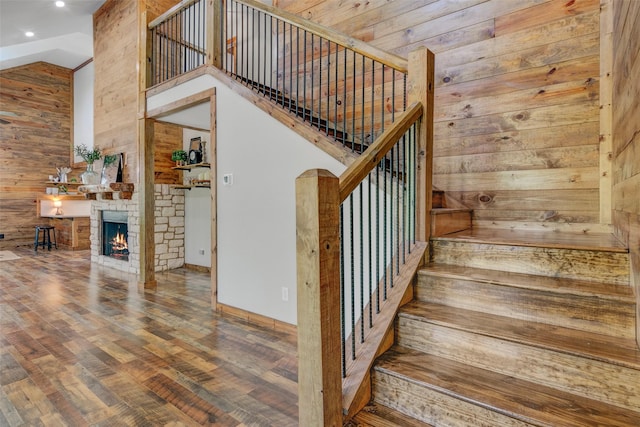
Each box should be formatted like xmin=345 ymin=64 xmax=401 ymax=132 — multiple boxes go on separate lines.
xmin=34 ymin=225 xmax=57 ymax=251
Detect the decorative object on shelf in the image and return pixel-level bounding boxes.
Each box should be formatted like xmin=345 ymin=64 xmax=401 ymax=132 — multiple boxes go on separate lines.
xmin=115 ymin=153 xmax=124 ymax=182
xmin=172 ymin=149 xmax=188 ymax=166
xmin=101 ymin=154 xmax=118 ymax=185
xmin=75 ymin=143 xmax=102 ymax=185
xmin=188 ymin=137 xmax=203 ymax=164
xmin=56 ymin=166 xmax=71 ymax=183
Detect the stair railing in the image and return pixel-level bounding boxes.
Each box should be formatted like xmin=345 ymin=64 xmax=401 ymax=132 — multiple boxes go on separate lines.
xmin=147 ymin=1 xmax=434 ymax=424
xmin=296 ymin=46 xmax=434 ymax=424
xmin=221 ymin=0 xmax=409 ymax=152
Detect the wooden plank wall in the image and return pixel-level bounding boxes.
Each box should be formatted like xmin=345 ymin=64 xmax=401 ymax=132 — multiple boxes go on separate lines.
xmin=275 ymin=0 xmax=604 ymax=232
xmin=0 ymin=63 xmax=81 ymax=249
xmin=93 ymin=0 xmax=180 ymax=185
xmin=611 ymin=0 xmax=640 ymax=342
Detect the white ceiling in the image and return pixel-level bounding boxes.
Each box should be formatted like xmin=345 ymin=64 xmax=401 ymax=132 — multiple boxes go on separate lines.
xmin=0 ymin=0 xmax=106 ymax=70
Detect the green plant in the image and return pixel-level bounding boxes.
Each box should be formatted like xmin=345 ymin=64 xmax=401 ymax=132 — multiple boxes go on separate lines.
xmin=103 ymin=154 xmax=118 ymax=167
xmin=171 ymin=149 xmax=187 ymax=162
xmin=75 ymin=144 xmax=102 ymax=164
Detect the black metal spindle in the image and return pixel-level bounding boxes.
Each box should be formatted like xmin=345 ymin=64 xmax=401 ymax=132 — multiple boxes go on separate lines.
xmin=349 ymin=194 xmax=355 ymax=361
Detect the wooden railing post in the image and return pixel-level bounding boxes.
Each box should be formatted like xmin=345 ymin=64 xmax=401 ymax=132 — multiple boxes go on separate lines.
xmin=407 ymin=48 xmax=435 ymax=243
xmin=296 ymin=169 xmax=343 ymax=427
xmin=210 ymin=0 xmax=223 ymax=68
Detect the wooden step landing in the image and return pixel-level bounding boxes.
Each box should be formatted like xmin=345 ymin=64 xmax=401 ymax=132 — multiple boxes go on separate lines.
xmin=348 ymin=403 xmax=434 ymax=427
xmin=400 ymin=301 xmax=640 ymax=370
xmin=374 ymin=347 xmax=640 ymax=427
xmin=437 ymin=228 xmax=627 ymax=252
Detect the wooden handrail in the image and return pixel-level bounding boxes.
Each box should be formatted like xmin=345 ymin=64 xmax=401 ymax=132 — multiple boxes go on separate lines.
xmin=233 ymin=0 xmax=408 ymax=73
xmin=338 ymin=102 xmax=423 ymax=202
xmin=148 ymin=0 xmax=200 ymax=28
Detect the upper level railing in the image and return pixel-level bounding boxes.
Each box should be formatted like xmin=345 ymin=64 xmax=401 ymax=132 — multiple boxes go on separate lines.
xmin=221 ymin=0 xmax=408 ymax=153
xmin=149 ymin=0 xmax=207 ymax=86
xmin=147 ymin=2 xmax=434 ymax=424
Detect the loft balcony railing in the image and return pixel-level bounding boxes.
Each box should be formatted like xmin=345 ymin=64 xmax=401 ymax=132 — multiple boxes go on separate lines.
xmin=149 ymin=0 xmax=207 ymax=86
xmin=147 ymin=2 xmax=434 ymax=424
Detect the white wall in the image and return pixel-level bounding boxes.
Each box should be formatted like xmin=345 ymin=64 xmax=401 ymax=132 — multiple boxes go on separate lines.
xmin=73 ymin=61 xmax=94 ymax=162
xmin=148 ymin=74 xmax=346 ymax=325
xmin=183 ymin=128 xmax=212 ymax=268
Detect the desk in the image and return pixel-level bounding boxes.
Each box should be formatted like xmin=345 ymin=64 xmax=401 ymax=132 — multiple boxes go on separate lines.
xmin=46 ymin=217 xmax=91 ymax=250
xmin=37 ymin=195 xmax=91 ymax=250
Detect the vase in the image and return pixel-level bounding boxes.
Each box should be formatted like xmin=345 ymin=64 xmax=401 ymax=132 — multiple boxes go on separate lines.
xmin=81 ymin=163 xmax=100 ymax=185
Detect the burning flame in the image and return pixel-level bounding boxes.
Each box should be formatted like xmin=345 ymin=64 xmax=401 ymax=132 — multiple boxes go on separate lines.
xmin=111 ymin=231 xmax=128 ymax=252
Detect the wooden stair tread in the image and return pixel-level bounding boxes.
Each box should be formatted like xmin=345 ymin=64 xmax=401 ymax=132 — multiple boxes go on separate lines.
xmin=400 ymin=301 xmax=640 ymax=370
xmin=419 ymin=263 xmax=635 ymax=301
xmin=349 ymin=403 xmax=435 ymax=427
xmin=376 ymin=347 xmax=640 ymax=427
xmin=434 ymin=228 xmax=628 ymax=252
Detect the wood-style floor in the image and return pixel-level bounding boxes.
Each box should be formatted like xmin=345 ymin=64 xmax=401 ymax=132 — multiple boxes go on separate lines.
xmin=0 ymin=248 xmax=299 ymax=426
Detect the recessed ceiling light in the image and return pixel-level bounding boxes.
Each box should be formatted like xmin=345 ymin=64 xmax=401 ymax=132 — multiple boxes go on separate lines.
xmin=55 ymin=1 xmax=65 ymax=7
xmin=25 ymin=31 xmax=35 ymax=37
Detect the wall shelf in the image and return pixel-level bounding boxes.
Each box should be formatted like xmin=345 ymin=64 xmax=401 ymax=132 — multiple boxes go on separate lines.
xmin=45 ymin=181 xmax=82 ymax=186
xmin=171 ymin=162 xmax=210 ymax=170
xmin=171 ymin=180 xmax=210 ymax=190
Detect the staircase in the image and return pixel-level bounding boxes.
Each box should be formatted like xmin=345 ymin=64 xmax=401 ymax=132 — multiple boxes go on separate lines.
xmin=351 ymin=228 xmax=640 ymax=426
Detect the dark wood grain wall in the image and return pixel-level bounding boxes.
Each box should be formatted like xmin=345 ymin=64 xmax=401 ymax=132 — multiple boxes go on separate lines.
xmin=0 ymin=62 xmax=79 ymax=249
xmin=275 ymin=0 xmax=604 ymax=231
xmin=611 ymin=0 xmax=640 ymax=342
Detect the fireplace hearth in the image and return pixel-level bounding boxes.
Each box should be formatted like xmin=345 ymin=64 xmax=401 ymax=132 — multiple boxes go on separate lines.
xmin=102 ymin=210 xmax=129 ymax=261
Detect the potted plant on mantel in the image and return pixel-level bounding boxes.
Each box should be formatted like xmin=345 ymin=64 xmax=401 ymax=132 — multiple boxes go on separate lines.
xmin=172 ymin=149 xmax=188 ymax=166
xmin=75 ymin=143 xmax=102 ymax=185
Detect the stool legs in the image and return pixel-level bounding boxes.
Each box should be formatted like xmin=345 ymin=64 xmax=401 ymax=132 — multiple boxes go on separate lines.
xmin=34 ymin=226 xmax=57 ymax=251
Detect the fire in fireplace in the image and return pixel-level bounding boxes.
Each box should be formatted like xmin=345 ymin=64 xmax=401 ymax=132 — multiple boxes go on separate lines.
xmin=102 ymin=211 xmax=129 ymax=261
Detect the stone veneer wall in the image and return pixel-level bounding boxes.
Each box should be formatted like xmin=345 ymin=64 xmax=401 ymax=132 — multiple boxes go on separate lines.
xmin=90 ymin=184 xmax=185 ymax=273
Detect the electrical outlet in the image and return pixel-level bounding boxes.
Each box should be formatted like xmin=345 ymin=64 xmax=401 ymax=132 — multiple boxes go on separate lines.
xmin=223 ymin=173 xmax=233 ymax=186
xmin=198 ymin=248 xmax=205 ymax=255
xmin=281 ymin=287 xmax=289 ymax=302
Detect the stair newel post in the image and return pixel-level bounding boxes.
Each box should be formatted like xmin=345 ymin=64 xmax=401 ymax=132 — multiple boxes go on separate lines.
xmin=296 ymin=169 xmax=343 ymax=427
xmin=407 ymin=48 xmax=435 ymax=244
xmin=210 ymin=0 xmax=223 ymax=68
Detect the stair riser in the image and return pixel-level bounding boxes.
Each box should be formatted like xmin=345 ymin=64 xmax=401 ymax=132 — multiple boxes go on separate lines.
xmin=372 ymin=371 xmax=535 ymax=427
xmin=396 ymin=317 xmax=640 ymax=412
xmin=416 ymin=275 xmax=636 ymax=339
xmin=431 ymin=210 xmax=472 ymax=237
xmin=430 ymin=240 xmax=629 ymax=285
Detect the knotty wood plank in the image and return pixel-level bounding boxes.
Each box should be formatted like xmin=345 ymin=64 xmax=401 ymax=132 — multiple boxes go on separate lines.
xmin=349 ymin=402 xmax=435 ymax=427
xmin=400 ymin=301 xmax=640 ymax=370
xmin=416 ymin=270 xmax=635 ymax=338
xmin=434 ymin=166 xmax=599 ymax=192
xmin=495 ymin=0 xmax=599 ymax=35
xmin=375 ymin=348 xmax=640 ymax=427
xmin=435 ymin=227 xmax=627 ymax=251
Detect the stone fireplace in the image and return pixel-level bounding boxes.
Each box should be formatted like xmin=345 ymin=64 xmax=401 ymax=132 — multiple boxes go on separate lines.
xmin=90 ymin=185 xmax=185 ymax=273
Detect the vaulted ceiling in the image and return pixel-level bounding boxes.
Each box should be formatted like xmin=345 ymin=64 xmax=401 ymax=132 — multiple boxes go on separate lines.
xmin=0 ymin=0 xmax=105 ymax=70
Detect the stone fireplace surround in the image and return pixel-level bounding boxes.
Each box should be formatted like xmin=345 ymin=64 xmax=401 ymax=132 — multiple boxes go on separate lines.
xmin=90 ymin=184 xmax=185 ymax=273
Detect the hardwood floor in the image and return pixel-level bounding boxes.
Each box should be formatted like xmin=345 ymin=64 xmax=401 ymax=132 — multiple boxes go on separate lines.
xmin=0 ymin=248 xmax=298 ymax=426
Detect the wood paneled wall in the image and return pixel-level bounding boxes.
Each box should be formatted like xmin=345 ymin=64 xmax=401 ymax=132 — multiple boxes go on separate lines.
xmin=275 ymin=0 xmax=604 ymax=231
xmin=93 ymin=0 xmax=180 ymax=185
xmin=611 ymin=0 xmax=640 ymax=343
xmin=0 ymin=63 xmax=79 ymax=249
